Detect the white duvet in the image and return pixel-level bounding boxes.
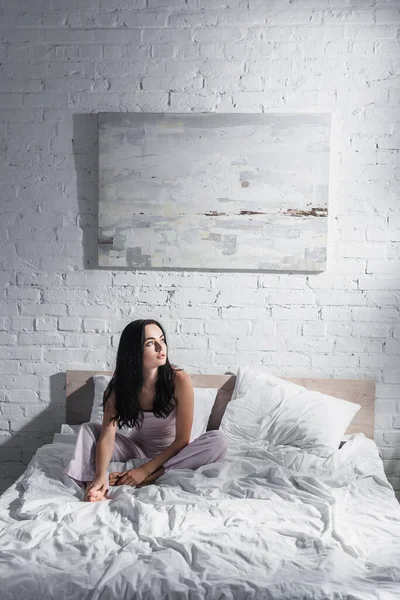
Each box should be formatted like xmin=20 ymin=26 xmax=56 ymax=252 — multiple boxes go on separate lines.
xmin=0 ymin=427 xmax=399 ymax=600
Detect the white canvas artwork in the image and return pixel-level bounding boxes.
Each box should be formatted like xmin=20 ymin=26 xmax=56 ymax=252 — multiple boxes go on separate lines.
xmin=98 ymin=113 xmax=331 ymax=271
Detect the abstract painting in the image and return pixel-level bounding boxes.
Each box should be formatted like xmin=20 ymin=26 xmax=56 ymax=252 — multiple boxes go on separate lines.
xmin=98 ymin=113 xmax=331 ymax=271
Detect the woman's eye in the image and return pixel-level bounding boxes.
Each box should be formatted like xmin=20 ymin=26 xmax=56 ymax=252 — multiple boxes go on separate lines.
xmin=145 ymin=338 xmax=165 ymax=347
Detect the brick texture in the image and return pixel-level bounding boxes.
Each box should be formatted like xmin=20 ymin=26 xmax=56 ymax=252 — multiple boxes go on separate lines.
xmin=0 ymin=0 xmax=399 ymax=498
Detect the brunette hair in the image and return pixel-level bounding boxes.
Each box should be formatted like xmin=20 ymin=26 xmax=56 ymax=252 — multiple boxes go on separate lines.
xmin=102 ymin=319 xmax=179 ymax=429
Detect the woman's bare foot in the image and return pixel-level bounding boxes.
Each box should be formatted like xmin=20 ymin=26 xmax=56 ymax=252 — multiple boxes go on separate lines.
xmin=84 ymin=483 xmax=109 ymax=502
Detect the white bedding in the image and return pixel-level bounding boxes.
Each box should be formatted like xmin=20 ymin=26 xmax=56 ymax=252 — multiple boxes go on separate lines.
xmin=0 ymin=426 xmax=399 ymax=600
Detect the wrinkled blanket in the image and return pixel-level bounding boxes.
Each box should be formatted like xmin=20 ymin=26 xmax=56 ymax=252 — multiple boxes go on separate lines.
xmin=0 ymin=428 xmax=399 ymax=600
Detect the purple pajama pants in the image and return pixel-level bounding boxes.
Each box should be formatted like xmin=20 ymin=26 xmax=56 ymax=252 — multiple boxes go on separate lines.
xmin=63 ymin=422 xmax=229 ymax=488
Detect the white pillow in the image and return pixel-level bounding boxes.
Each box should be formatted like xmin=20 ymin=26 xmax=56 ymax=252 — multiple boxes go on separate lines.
xmin=189 ymin=388 xmax=217 ymax=442
xmin=221 ymin=366 xmax=361 ymax=457
xmin=91 ymin=375 xmax=112 ymax=423
xmin=90 ymin=375 xmax=216 ymax=442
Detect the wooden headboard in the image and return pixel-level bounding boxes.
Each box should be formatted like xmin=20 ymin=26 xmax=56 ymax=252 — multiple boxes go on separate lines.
xmin=66 ymin=370 xmax=375 ymax=439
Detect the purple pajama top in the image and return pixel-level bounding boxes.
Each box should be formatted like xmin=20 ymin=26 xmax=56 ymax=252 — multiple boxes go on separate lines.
xmin=131 ymin=408 xmax=177 ymax=459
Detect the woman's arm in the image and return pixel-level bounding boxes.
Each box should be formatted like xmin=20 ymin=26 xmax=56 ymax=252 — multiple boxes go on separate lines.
xmin=94 ymin=390 xmax=118 ymax=478
xmin=140 ymin=370 xmax=194 ymax=477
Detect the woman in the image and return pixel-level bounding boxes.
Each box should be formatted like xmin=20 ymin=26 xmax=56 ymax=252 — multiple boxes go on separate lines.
xmin=64 ymin=319 xmax=228 ymax=502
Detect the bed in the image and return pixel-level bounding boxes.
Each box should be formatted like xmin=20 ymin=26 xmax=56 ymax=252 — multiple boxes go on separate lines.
xmin=0 ymin=369 xmax=399 ymax=600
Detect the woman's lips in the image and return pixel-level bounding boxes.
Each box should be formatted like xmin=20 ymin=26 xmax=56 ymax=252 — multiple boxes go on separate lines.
xmin=157 ymin=354 xmax=166 ymax=359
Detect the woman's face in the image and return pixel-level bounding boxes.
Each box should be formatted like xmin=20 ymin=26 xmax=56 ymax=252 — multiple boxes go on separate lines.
xmin=142 ymin=323 xmax=167 ymax=369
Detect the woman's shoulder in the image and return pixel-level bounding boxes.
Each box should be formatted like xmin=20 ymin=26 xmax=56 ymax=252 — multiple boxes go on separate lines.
xmin=171 ymin=365 xmax=192 ymax=385
xmin=170 ymin=363 xmax=183 ymax=374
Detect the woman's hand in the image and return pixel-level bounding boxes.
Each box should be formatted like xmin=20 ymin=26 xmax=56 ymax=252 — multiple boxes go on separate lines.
xmin=109 ymin=466 xmax=148 ymax=487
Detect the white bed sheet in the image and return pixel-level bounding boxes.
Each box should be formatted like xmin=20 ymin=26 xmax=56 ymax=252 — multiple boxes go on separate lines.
xmin=0 ymin=426 xmax=399 ymax=600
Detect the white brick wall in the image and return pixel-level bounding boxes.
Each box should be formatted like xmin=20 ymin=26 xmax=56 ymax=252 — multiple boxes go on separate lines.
xmin=0 ymin=0 xmax=399 ymax=498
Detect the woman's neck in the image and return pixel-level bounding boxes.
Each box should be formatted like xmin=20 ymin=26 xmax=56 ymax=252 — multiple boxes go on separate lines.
xmin=142 ymin=366 xmax=158 ymax=389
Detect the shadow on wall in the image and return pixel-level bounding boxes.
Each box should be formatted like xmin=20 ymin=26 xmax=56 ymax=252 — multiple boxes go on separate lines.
xmin=0 ymin=373 xmax=66 ymax=496
xmin=0 ymin=116 xmax=97 ymax=496
xmin=73 ymin=112 xmax=100 ymax=270
xmin=0 ymin=112 xmax=109 ymax=496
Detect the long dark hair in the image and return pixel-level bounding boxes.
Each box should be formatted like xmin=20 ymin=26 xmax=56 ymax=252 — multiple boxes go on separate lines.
xmin=102 ymin=319 xmax=179 ymax=430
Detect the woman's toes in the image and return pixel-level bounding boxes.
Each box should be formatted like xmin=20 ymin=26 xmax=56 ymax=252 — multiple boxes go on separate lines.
xmin=89 ymin=489 xmax=108 ymax=502
xmin=84 ymin=487 xmax=99 ymax=502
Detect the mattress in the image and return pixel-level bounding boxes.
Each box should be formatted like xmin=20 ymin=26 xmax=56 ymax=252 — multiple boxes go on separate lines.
xmin=0 ymin=425 xmax=399 ymax=600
